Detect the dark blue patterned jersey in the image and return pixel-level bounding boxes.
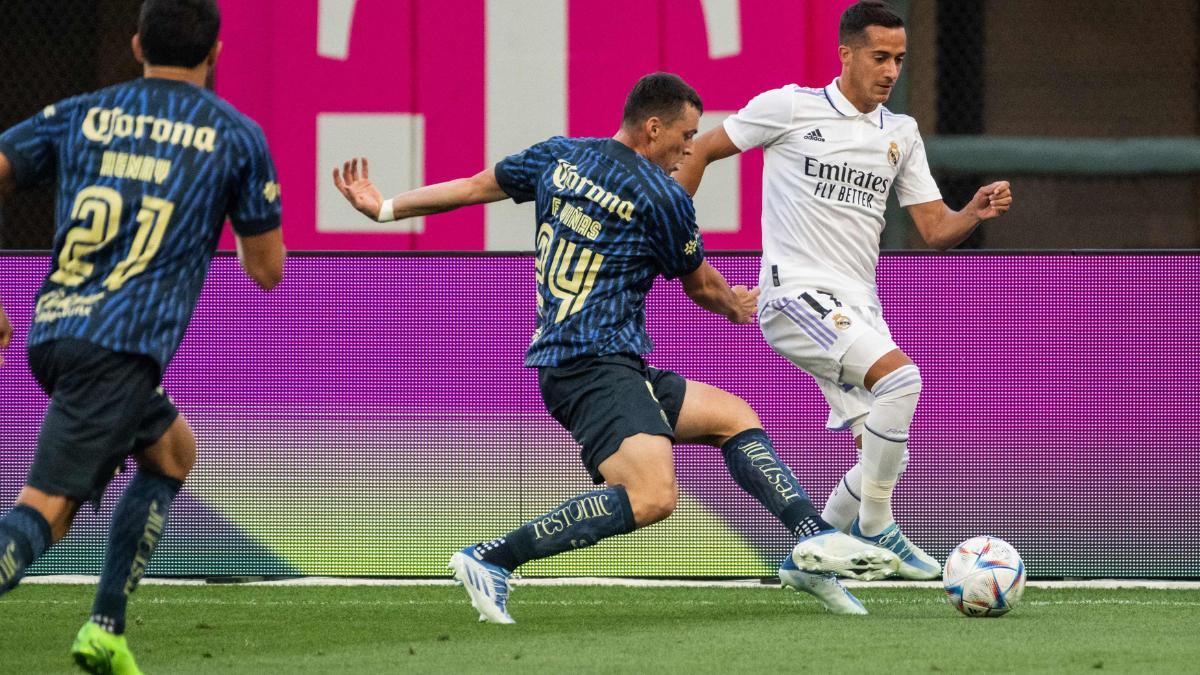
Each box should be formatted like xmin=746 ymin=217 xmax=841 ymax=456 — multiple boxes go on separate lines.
xmin=494 ymin=136 xmax=704 ymax=367
xmin=0 ymin=77 xmax=281 ymax=368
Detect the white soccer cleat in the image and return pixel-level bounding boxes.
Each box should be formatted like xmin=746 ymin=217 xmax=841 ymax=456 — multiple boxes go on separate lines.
xmin=779 ymin=556 xmax=868 ymax=615
xmin=790 ymin=529 xmax=899 ymax=581
xmin=448 ymin=547 xmax=516 ymax=624
xmin=850 ymin=518 xmax=941 ymax=580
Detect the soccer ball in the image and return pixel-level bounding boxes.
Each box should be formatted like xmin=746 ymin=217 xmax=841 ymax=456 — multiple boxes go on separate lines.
xmin=942 ymin=536 xmax=1026 ymax=617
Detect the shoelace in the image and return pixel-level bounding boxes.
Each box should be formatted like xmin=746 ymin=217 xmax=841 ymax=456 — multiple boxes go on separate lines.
xmin=874 ymin=527 xmax=914 ymax=559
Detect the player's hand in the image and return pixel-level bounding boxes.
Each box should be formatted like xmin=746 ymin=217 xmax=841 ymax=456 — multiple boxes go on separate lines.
xmin=970 ymin=181 xmax=1012 ymax=221
xmin=728 ymin=285 xmax=760 ymax=324
xmin=0 ymin=303 xmax=12 ymax=367
xmin=332 ymin=157 xmax=384 ymax=220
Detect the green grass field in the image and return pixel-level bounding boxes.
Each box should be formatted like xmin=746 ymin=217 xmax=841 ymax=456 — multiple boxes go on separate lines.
xmin=3 ymin=583 xmax=1199 ymax=674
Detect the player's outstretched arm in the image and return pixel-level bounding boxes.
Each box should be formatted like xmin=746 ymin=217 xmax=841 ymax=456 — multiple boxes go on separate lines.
xmin=0 ymin=298 xmax=12 ymax=367
xmin=907 ymin=181 xmax=1013 ymax=250
xmin=235 ymin=228 xmax=285 ymax=291
xmin=680 ymin=261 xmax=760 ymax=324
xmin=332 ymin=157 xmax=509 ymax=223
xmin=673 ymin=126 xmax=742 ymax=196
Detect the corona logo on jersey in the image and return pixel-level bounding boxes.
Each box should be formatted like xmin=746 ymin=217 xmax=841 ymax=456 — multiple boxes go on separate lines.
xmin=82 ymin=106 xmax=218 ymax=153
xmin=551 ymin=159 xmax=636 ymax=222
xmin=888 ymin=141 xmax=901 ymax=168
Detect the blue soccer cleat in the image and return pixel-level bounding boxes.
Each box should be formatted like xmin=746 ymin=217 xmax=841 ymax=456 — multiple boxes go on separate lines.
xmin=790 ymin=529 xmax=899 ymax=581
xmin=849 ymin=518 xmax=941 ymax=580
xmin=779 ymin=556 xmax=868 ymax=615
xmin=448 ymin=547 xmax=516 ymax=624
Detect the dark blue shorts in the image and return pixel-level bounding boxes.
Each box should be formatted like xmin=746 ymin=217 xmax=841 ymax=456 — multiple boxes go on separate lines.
xmin=538 ymin=354 xmax=686 ymax=484
xmin=26 ymin=339 xmax=178 ymax=504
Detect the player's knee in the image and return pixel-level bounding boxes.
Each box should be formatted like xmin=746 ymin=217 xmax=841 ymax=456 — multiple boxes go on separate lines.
xmin=163 ymin=419 xmax=197 ymax=478
xmin=868 ymin=364 xmax=922 ymax=438
xmin=871 ymin=363 xmax=922 ymax=402
xmin=713 ymin=397 xmax=762 ymax=447
xmin=172 ymin=429 xmax=197 ymax=477
xmin=138 ymin=418 xmax=197 ymax=481
xmin=627 ymin=479 xmax=678 ymax=527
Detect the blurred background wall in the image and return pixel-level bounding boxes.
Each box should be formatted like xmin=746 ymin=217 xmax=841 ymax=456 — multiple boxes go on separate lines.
xmin=1 ymin=0 xmax=1197 ymax=251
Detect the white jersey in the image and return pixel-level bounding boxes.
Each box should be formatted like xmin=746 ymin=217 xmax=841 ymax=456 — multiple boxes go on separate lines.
xmin=724 ymin=78 xmax=942 ymax=308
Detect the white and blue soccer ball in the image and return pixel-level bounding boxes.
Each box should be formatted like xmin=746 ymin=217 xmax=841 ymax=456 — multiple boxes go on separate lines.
xmin=942 ymin=536 xmax=1026 ymax=617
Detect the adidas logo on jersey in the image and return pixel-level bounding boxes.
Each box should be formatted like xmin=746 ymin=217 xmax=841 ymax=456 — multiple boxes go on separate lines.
xmin=803 ymin=128 xmax=825 ymax=142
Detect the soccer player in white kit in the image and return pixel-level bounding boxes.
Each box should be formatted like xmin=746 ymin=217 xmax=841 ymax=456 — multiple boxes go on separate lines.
xmin=676 ymin=0 xmax=1012 ymax=580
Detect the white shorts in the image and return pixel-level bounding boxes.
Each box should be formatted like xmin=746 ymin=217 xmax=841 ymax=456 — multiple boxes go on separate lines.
xmin=759 ymin=289 xmax=898 ymax=431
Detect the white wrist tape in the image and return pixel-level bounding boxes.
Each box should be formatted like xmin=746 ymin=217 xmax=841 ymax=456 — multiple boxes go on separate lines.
xmin=377 ymin=198 xmax=395 ymax=223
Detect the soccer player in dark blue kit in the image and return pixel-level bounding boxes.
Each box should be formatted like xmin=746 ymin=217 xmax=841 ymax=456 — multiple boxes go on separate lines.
xmin=335 ymin=73 xmax=897 ymax=623
xmin=0 ymin=1 xmax=284 ymax=671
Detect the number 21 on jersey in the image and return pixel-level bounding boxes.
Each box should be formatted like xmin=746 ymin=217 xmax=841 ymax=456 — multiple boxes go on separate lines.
xmin=50 ymin=185 xmax=175 ymax=291
xmin=534 ymin=222 xmax=604 ymax=323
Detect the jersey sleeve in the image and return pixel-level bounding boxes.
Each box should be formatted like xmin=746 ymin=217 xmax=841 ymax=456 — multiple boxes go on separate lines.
xmin=722 ymin=86 xmax=796 ymax=151
xmin=894 ymin=130 xmax=943 ymax=207
xmin=0 ymin=100 xmax=74 ymax=188
xmin=493 ymin=137 xmax=564 ymax=204
xmin=227 ymin=121 xmax=282 ymax=236
xmin=647 ymin=187 xmax=705 ymax=280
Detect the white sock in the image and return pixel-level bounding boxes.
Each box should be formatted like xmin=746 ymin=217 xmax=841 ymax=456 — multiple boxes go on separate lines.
xmin=821 ymin=462 xmax=862 ymax=532
xmin=857 ymin=365 xmax=921 ymax=536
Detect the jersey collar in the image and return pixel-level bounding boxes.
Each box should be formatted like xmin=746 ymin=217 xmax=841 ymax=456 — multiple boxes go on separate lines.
xmin=823 ymin=78 xmax=885 ymax=129
xmin=604 ymin=138 xmax=669 ymax=176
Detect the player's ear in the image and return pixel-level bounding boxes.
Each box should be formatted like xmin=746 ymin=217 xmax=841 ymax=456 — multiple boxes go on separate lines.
xmin=644 ymin=116 xmax=661 ymax=142
xmin=206 ymin=40 xmax=223 ymax=69
xmin=131 ymin=35 xmax=145 ymax=65
xmin=837 ymin=44 xmax=853 ymax=67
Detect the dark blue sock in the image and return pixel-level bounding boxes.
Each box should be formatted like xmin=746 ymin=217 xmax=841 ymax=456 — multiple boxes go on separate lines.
xmin=0 ymin=505 xmax=52 ymax=595
xmin=721 ymin=429 xmax=831 ymax=539
xmin=475 ymin=485 xmax=637 ymax=571
xmin=91 ymin=471 xmax=182 ymax=634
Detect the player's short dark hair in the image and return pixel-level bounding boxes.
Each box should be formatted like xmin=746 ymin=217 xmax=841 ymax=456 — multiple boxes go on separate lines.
xmin=138 ymin=0 xmax=221 ymax=68
xmin=839 ymin=1 xmax=904 ymax=46
xmin=622 ymin=73 xmax=703 ymax=128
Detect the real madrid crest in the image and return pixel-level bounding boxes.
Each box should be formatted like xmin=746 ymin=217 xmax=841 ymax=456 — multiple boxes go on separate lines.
xmin=887 ymin=141 xmax=901 ymax=168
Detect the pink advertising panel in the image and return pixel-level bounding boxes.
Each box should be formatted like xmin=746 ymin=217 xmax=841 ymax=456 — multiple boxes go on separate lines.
xmin=215 ymin=0 xmax=852 ymax=251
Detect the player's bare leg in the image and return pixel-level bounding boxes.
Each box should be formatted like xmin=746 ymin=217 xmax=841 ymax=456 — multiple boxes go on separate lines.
xmin=0 ymin=487 xmax=79 ymax=598
xmin=675 ymin=379 xmax=891 ymax=611
xmin=73 ymin=415 xmax=196 ymax=675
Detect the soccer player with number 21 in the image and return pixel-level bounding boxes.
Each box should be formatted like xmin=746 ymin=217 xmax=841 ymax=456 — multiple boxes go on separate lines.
xmin=0 ymin=1 xmax=285 ymax=672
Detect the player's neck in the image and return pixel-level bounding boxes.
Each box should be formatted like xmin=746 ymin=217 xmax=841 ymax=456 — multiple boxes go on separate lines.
xmin=142 ymin=65 xmax=209 ymax=88
xmin=612 ymin=130 xmax=669 ymax=171
xmin=612 ymin=129 xmax=638 ymax=152
xmin=836 ymin=77 xmax=878 ymax=115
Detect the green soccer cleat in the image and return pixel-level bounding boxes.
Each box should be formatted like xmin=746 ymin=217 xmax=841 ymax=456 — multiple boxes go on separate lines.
xmin=71 ymin=621 xmax=144 ymax=675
